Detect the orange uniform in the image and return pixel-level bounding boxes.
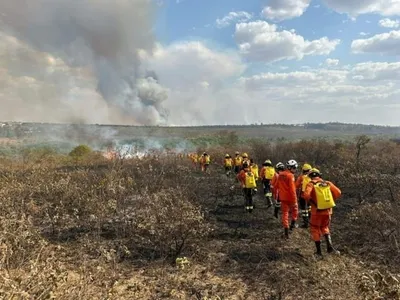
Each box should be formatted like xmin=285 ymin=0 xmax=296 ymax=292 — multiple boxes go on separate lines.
xmin=295 ymin=175 xmax=305 ymax=194
xmin=275 ymin=170 xmax=297 ymax=203
xmin=271 ymin=172 xmax=279 ymax=200
xmin=275 ymin=170 xmax=298 ymax=229
xmin=303 ymin=178 xmax=341 ymax=241
xmin=236 ymin=168 xmax=248 ymax=186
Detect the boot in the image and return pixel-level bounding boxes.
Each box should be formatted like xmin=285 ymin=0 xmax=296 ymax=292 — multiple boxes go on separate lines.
xmin=289 ymin=220 xmax=298 ymax=231
xmin=301 ymin=216 xmax=309 ymax=228
xmin=274 ymin=207 xmax=279 ymax=218
xmin=284 ymin=228 xmax=289 ymax=239
xmin=325 ymin=234 xmax=340 ymax=255
xmin=266 ymin=197 xmax=272 ymax=208
xmin=249 ymin=205 xmax=254 ymax=213
xmin=315 ymin=241 xmax=322 ymax=257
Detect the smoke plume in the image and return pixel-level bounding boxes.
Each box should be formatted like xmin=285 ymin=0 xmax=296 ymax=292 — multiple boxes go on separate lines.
xmin=0 ymin=0 xmax=168 ymax=125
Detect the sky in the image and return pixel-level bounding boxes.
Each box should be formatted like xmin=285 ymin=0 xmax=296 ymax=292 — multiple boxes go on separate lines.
xmin=0 ymin=0 xmax=400 ymax=126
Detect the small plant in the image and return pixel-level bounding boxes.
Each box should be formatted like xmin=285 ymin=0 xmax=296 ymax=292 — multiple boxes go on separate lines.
xmin=69 ymin=144 xmax=92 ymax=158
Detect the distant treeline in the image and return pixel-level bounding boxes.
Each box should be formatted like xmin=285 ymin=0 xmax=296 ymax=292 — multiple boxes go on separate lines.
xmin=0 ymin=121 xmax=399 ymax=138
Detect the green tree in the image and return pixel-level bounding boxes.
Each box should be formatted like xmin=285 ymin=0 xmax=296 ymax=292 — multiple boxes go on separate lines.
xmin=69 ymin=144 xmax=92 ymax=158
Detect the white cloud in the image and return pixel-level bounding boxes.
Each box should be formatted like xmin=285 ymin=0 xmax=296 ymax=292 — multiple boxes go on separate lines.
xmin=142 ymin=40 xmax=400 ymax=125
xmin=379 ymin=18 xmax=400 ymax=28
xmin=326 ymin=58 xmax=340 ymax=66
xmin=239 ymin=62 xmax=400 ymax=119
xmin=321 ymin=0 xmax=400 ymax=17
xmin=216 ymin=11 xmax=252 ymax=28
xmin=359 ymin=32 xmax=369 ymax=36
xmin=351 ymin=62 xmax=400 ymax=80
xmin=141 ymin=41 xmax=248 ymax=125
xmin=234 ymin=21 xmax=340 ymax=63
xmin=351 ymin=30 xmax=400 ymax=55
xmin=146 ymin=42 xmax=245 ymax=88
xmin=262 ymin=0 xmax=312 ymax=21
xmin=261 ymin=0 xmax=400 ymax=21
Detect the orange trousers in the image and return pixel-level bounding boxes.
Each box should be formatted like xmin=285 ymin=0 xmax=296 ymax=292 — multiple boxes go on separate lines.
xmin=310 ymin=214 xmax=331 ymax=241
xmin=281 ymin=201 xmax=298 ymax=228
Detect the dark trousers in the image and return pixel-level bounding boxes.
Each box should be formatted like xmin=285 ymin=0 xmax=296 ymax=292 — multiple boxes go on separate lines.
xmin=299 ymin=197 xmax=309 ymax=216
xmin=243 ymin=188 xmax=253 ymax=211
xmin=234 ymin=165 xmax=241 ymax=174
xmin=299 ymin=196 xmax=310 ymax=227
xmin=225 ymin=166 xmax=232 ymax=172
xmin=262 ymin=179 xmax=272 ymax=195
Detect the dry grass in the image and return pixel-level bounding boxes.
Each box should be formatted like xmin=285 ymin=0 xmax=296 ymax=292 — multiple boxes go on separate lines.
xmin=0 ymin=136 xmax=400 ymax=299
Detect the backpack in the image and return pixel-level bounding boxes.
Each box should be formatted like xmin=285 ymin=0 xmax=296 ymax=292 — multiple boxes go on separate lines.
xmin=265 ymin=166 xmax=275 ymax=180
xmin=250 ymin=165 xmax=259 ymax=177
xmin=224 ymin=158 xmax=232 ymax=167
xmin=312 ymin=181 xmax=336 ymax=210
xmin=301 ymin=175 xmax=312 ymax=192
xmin=245 ymin=171 xmax=257 ymax=188
xmin=234 ymin=157 xmax=242 ymax=166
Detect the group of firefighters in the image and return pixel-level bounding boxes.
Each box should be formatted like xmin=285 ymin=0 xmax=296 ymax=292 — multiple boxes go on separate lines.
xmin=188 ymin=152 xmax=211 ymax=172
xmin=223 ymin=151 xmax=341 ymax=258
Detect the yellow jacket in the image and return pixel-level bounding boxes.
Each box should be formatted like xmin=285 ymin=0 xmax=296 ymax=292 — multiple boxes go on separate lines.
xmin=250 ymin=164 xmax=259 ymax=180
xmin=234 ymin=156 xmax=242 ymax=166
xmin=224 ymin=158 xmax=233 ymax=167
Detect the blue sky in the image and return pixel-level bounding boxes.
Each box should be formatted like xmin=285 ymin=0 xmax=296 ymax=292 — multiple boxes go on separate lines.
xmin=146 ymin=0 xmax=400 ymax=126
xmin=155 ymin=0 xmax=398 ymax=71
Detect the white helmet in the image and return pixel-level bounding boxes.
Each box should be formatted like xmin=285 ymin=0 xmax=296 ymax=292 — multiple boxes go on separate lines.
xmin=286 ymin=159 xmax=298 ymax=169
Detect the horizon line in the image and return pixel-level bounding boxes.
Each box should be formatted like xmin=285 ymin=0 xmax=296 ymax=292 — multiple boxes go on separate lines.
xmin=1 ymin=121 xmax=399 ymax=129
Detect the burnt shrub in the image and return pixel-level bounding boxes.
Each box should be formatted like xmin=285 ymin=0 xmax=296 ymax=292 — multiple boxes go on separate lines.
xmin=129 ymin=188 xmax=212 ymax=260
xmin=343 ymin=201 xmax=400 ymax=266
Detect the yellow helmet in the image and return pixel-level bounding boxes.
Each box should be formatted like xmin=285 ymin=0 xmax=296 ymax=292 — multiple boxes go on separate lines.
xmin=242 ymin=152 xmax=248 ymax=158
xmin=308 ymin=168 xmax=321 ymax=177
xmin=263 ymin=159 xmax=272 ymax=166
xmin=225 ymin=154 xmax=230 ymax=158
xmin=302 ymin=163 xmax=312 ymax=171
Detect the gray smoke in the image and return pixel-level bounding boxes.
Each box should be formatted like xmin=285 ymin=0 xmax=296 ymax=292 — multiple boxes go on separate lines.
xmin=0 ymin=0 xmax=168 ymax=125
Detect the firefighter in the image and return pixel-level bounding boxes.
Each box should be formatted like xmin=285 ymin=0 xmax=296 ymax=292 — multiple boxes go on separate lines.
xmin=271 ymin=162 xmax=285 ymax=218
xmin=223 ymin=154 xmax=233 ymax=176
xmin=303 ymin=168 xmax=341 ymax=257
xmin=275 ymin=159 xmax=299 ymax=238
xmin=242 ymin=152 xmax=250 ymax=167
xmin=260 ymin=159 xmax=275 ymax=208
xmin=237 ymin=162 xmax=257 ymax=213
xmin=233 ymin=151 xmax=242 ymax=174
xmin=200 ymin=152 xmax=211 ymax=172
xmin=249 ymin=159 xmax=259 ymax=181
xmin=295 ymin=163 xmax=312 ymax=228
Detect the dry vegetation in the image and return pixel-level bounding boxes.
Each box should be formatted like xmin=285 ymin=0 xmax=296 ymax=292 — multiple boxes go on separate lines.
xmin=1 ymin=135 xmax=400 ymax=299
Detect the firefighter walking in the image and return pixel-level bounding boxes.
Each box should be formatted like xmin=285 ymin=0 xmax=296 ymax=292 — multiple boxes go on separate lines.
xmin=303 ymin=168 xmax=341 ymax=257
xmin=237 ymin=162 xmax=257 ymax=213
xmin=295 ymin=163 xmax=312 ymax=228
xmin=275 ymin=160 xmax=299 ymax=238
xmin=260 ymin=159 xmax=275 ymax=208
xmin=223 ymin=154 xmax=233 ymax=176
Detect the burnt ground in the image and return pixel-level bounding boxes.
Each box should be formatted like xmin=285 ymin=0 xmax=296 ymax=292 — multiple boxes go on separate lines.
xmin=106 ymin=173 xmax=400 ymax=299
